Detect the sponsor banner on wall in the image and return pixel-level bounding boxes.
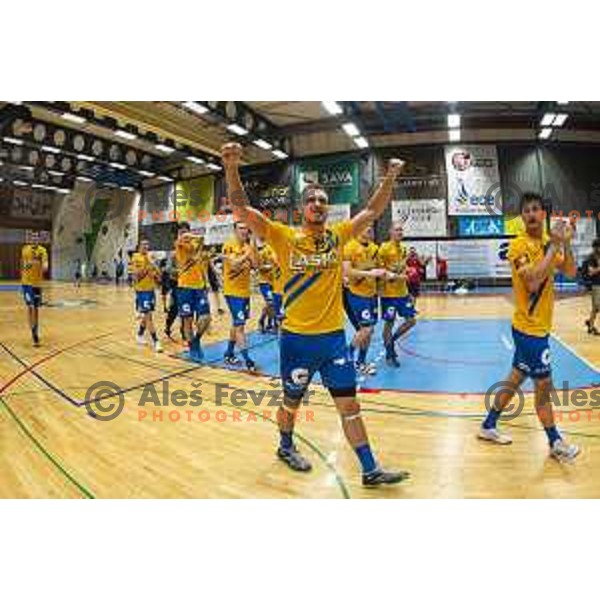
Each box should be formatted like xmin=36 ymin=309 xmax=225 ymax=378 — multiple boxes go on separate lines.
xmin=10 ymin=188 xmax=53 ymax=220
xmin=296 ymin=157 xmax=360 ymax=205
xmin=457 ymin=216 xmax=504 ymax=237
xmin=189 ymin=215 xmax=235 ymax=246
xmin=327 ymin=203 xmax=351 ymax=225
xmin=241 ymin=164 xmax=292 ymax=211
xmin=391 ymin=199 xmax=447 ymax=238
xmin=446 ymin=145 xmax=502 ymax=216
xmin=438 ymin=239 xmax=510 ymax=278
xmin=176 ymin=176 xmax=215 ymax=220
xmin=378 ymin=147 xmax=446 ymax=200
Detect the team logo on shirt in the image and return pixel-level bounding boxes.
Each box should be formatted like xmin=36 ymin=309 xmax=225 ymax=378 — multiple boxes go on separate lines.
xmin=289 ymin=230 xmax=341 ymax=272
xmin=290 ymin=368 xmax=310 ymax=387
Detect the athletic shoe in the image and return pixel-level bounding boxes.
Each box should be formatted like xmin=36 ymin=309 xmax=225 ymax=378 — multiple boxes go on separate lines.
xmin=32 ymin=338 xmax=41 ymax=348
xmin=245 ymin=359 xmax=257 ymax=373
xmin=362 ymin=363 xmax=377 ymax=376
xmin=154 ymin=340 xmax=163 ymax=353
xmin=277 ymin=446 xmax=312 ymax=472
xmin=585 ymin=320 xmax=600 ymax=335
xmin=362 ymin=468 xmax=411 ymax=487
xmin=478 ymin=427 xmax=512 ymax=445
xmin=136 ymin=335 xmax=146 ymax=346
xmin=550 ymin=439 xmax=580 ymax=463
xmin=386 ymin=356 xmax=401 ymax=368
xmin=224 ymin=355 xmax=240 ymax=366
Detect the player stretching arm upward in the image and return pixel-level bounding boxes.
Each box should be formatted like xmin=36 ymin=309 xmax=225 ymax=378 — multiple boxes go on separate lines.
xmin=222 ymin=142 xmax=409 ymax=487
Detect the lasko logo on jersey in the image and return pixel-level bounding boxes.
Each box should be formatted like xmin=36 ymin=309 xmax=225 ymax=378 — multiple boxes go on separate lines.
xmin=289 ymin=231 xmax=341 ymax=272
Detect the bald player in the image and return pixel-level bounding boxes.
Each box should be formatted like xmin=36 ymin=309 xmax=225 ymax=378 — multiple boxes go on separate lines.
xmin=222 ymin=141 xmax=410 ymax=487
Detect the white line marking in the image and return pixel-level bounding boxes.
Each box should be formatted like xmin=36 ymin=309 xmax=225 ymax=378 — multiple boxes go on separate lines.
xmin=500 ymin=334 xmax=514 ymax=351
xmin=551 ymin=332 xmax=600 ymax=375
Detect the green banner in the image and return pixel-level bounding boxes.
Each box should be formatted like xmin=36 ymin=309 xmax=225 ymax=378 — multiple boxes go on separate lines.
xmin=176 ymin=176 xmax=215 ymax=219
xmin=295 ymin=157 xmax=360 ymax=205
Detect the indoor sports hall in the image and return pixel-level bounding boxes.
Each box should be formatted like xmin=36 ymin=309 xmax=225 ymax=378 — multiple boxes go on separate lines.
xmin=2 ymin=101 xmax=600 ymax=499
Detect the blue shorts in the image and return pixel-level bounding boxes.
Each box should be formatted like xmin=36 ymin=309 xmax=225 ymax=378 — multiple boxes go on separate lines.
xmin=512 ymin=327 xmax=552 ymax=380
xmin=273 ymin=293 xmax=284 ymax=321
xmin=259 ymin=283 xmax=274 ymax=305
xmin=381 ymin=296 xmax=417 ymax=322
xmin=178 ymin=288 xmax=210 ymax=318
xmin=22 ymin=285 xmax=42 ymax=308
xmin=280 ymin=329 xmax=356 ymax=400
xmin=135 ymin=291 xmax=156 ymax=313
xmin=225 ymin=295 xmax=250 ymax=327
xmin=344 ymin=289 xmax=378 ymax=329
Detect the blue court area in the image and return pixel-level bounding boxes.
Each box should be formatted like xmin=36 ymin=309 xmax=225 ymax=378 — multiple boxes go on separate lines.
xmin=0 ymin=284 xmax=22 ymax=292
xmin=199 ymin=318 xmax=600 ymax=395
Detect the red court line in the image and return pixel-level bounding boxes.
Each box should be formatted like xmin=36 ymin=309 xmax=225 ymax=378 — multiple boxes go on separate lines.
xmin=0 ymin=331 xmax=115 ymax=396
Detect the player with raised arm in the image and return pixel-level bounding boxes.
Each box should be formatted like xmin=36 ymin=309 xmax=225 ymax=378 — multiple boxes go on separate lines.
xmin=175 ymin=222 xmax=211 ymax=361
xmin=222 ymin=142 xmax=409 ymax=487
xmin=479 ymin=192 xmax=580 ymax=462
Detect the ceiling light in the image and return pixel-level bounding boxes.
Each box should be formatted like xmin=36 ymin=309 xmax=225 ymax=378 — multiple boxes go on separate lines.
xmin=115 ymin=129 xmax=137 ymax=141
xmin=61 ymin=112 xmax=86 ymax=124
xmin=138 ymin=170 xmax=156 ymax=177
xmin=540 ymin=113 xmax=556 ymax=127
xmin=322 ymin=101 xmax=343 ymax=115
xmin=182 ymin=101 xmax=209 ymax=115
xmin=226 ymin=124 xmax=248 ymax=136
xmin=157 ymin=175 xmax=174 ymax=182
xmin=186 ymin=156 xmax=205 ymax=164
xmin=42 ymin=145 xmax=61 ymax=154
xmin=448 ymin=113 xmax=461 ymax=128
xmin=449 ymin=129 xmax=461 ymax=142
xmin=48 ymin=170 xmax=64 ymax=177
xmin=272 ymin=149 xmax=288 ymax=159
xmin=354 ymin=136 xmax=369 ymax=149
xmin=253 ymin=139 xmax=272 ymax=150
xmin=207 ymin=164 xmax=222 ymax=171
xmin=76 ymin=176 xmax=93 ymax=182
xmin=539 ymin=128 xmax=553 ymax=139
xmin=3 ymin=137 xmax=23 ymax=145
xmin=110 ymin=162 xmax=127 ymax=170
xmin=553 ymin=114 xmax=568 ymax=127
xmin=13 ymin=180 xmax=28 ymax=186
xmin=77 ymin=154 xmax=95 ymax=162
xmin=342 ymin=122 xmax=360 ymax=137
xmin=19 ymin=165 xmax=34 ymax=171
xmin=155 ymin=143 xmax=175 ymax=154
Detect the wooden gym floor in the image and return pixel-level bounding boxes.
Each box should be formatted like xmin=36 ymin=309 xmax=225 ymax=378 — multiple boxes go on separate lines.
xmin=1 ymin=281 xmax=600 ymax=499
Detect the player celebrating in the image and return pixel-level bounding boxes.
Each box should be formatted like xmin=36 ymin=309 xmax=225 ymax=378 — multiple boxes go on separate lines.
xmin=257 ymin=240 xmax=277 ymax=333
xmin=378 ymin=223 xmax=417 ymax=367
xmin=342 ymin=225 xmax=384 ymax=375
xmin=479 ymin=192 xmax=580 ymax=462
xmin=222 ymin=142 xmax=409 ymax=487
xmin=129 ymin=239 xmax=163 ymax=353
xmin=222 ymin=222 xmax=258 ymax=371
xmin=21 ymin=232 xmax=48 ymax=347
xmin=271 ymin=251 xmax=285 ymax=334
xmin=175 ymin=222 xmax=211 ymax=361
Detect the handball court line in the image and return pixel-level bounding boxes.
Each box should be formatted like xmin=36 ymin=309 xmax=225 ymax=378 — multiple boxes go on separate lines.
xmin=0 ymin=332 xmax=116 ymax=499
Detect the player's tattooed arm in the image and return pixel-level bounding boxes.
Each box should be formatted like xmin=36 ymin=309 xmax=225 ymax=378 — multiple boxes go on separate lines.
xmin=221 ymin=142 xmax=269 ymax=239
xmin=351 ymin=158 xmax=405 ymax=238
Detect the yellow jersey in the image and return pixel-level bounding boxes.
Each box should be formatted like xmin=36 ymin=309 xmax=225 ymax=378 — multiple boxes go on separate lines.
xmin=343 ymin=239 xmax=379 ymax=298
xmin=175 ymin=237 xmax=206 ymax=290
xmin=378 ymin=240 xmax=409 ymax=298
xmin=129 ymin=252 xmax=159 ymax=292
xmin=257 ymin=244 xmax=276 ymax=286
xmin=21 ymin=245 xmax=48 ymax=286
xmin=265 ymin=220 xmax=353 ymax=334
xmin=509 ymin=232 xmax=563 ymax=337
xmin=272 ymin=259 xmax=284 ymax=295
xmin=223 ymin=238 xmax=254 ymax=298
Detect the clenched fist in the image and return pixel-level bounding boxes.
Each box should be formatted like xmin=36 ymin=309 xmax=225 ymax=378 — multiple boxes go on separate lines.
xmin=221 ymin=142 xmax=243 ymax=169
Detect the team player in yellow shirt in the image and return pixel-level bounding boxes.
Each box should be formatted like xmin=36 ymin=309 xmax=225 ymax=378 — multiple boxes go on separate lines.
xmin=480 ymin=192 xmax=580 ymax=462
xmin=21 ymin=232 xmax=49 ymax=347
xmin=271 ymin=250 xmax=285 ymax=333
xmin=129 ymin=239 xmax=163 ymax=353
xmin=222 ymin=141 xmax=409 ymax=487
xmin=175 ymin=222 xmax=211 ymax=361
xmin=222 ymin=222 xmax=258 ymax=371
xmin=342 ymin=226 xmax=385 ymax=375
xmin=256 ymin=241 xmax=277 ymax=334
xmin=378 ymin=222 xmax=418 ymax=367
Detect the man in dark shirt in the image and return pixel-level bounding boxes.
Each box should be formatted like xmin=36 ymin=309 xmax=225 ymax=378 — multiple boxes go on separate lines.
xmin=585 ymin=239 xmax=600 ymax=335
